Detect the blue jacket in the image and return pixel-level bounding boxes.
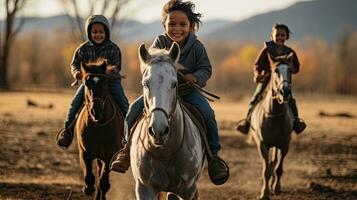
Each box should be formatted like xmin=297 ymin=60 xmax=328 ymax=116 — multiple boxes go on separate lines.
xmin=150 ymin=32 xmax=212 ymax=88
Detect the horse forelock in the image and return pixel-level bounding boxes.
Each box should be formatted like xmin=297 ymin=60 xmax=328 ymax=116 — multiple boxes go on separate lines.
xmin=142 ymin=48 xmax=177 ymax=71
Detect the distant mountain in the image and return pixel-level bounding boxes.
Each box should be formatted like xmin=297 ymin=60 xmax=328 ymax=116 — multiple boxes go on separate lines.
xmin=1 ymin=0 xmax=356 ymax=43
xmin=0 ymin=15 xmax=232 ymax=43
xmin=205 ymin=0 xmax=357 ymax=43
xmin=115 ymin=19 xmax=233 ymax=43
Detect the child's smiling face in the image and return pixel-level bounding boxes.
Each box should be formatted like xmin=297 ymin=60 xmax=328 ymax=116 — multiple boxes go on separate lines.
xmin=272 ymin=27 xmax=288 ymax=46
xmin=164 ymin=10 xmax=192 ymax=48
xmin=91 ymin=23 xmax=106 ymax=44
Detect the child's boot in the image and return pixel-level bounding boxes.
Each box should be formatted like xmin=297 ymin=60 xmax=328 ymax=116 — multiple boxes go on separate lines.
xmin=236 ymin=105 xmax=254 ymax=134
xmin=56 ymin=122 xmax=74 ymax=150
xmin=110 ymin=124 xmax=131 ymax=173
xmin=290 ymin=98 xmax=306 ymax=134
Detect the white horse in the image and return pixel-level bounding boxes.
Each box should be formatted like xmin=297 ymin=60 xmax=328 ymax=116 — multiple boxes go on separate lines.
xmin=249 ymin=53 xmax=295 ymax=200
xmin=130 ymin=42 xmax=205 ymax=200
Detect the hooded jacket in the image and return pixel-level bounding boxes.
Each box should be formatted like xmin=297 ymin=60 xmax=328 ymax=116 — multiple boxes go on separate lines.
xmin=70 ymin=15 xmax=121 ymax=78
xmin=254 ymin=41 xmax=300 ymax=83
xmin=150 ymin=32 xmax=212 ymax=88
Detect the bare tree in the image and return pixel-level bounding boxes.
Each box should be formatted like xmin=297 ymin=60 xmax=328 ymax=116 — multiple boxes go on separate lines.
xmin=61 ymin=0 xmax=131 ymax=42
xmin=0 ymin=0 xmax=26 ymax=89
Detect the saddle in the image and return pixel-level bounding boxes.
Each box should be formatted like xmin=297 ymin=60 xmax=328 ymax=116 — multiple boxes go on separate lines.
xmin=180 ymin=100 xmax=229 ymax=185
xmin=180 ymin=101 xmax=207 ymax=134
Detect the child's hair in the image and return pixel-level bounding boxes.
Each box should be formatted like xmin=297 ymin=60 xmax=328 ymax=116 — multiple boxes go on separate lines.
xmin=162 ymin=0 xmax=202 ymax=31
xmin=272 ymin=23 xmax=291 ymax=39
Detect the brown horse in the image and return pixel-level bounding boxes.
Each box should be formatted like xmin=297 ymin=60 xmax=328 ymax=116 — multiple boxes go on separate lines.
xmin=249 ymin=53 xmax=295 ymax=200
xmin=76 ymin=60 xmax=124 ymax=200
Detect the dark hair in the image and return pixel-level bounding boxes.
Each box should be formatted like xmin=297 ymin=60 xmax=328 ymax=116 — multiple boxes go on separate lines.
xmin=162 ymin=0 xmax=202 ymax=31
xmin=272 ymin=24 xmax=291 ymax=39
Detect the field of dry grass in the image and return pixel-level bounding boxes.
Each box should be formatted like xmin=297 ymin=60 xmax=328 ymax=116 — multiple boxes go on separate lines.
xmin=0 ymin=91 xmax=356 ymax=200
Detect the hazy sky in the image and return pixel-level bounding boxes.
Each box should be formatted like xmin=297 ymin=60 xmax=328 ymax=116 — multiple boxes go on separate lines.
xmin=3 ymin=0 xmax=307 ymax=22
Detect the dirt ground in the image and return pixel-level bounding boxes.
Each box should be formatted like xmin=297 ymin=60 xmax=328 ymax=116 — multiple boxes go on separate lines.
xmin=0 ymin=91 xmax=356 ymax=200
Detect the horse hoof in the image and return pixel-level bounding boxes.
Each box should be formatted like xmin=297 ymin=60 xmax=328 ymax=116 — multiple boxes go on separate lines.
xmin=258 ymin=195 xmax=270 ymax=200
xmin=273 ymin=189 xmax=281 ymax=195
xmin=82 ymin=185 xmax=95 ymax=196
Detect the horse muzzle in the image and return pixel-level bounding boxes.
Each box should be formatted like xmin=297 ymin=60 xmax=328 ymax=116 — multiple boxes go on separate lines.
xmin=283 ymin=85 xmax=291 ymax=102
xmin=148 ymin=125 xmax=170 ymax=145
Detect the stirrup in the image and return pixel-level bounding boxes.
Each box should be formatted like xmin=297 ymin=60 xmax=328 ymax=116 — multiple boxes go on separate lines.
xmin=208 ymin=156 xmax=230 ymax=185
xmin=56 ymin=128 xmax=73 ymax=150
xmin=294 ymin=119 xmax=306 ymax=134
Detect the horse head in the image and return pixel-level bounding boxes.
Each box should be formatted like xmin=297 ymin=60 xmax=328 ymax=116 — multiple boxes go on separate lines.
xmin=81 ymin=59 xmax=110 ymax=122
xmin=138 ymin=42 xmax=180 ymax=145
xmin=268 ymin=52 xmax=293 ymax=104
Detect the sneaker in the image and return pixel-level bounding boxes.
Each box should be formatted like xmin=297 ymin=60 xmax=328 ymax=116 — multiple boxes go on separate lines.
xmin=56 ymin=128 xmax=73 ymax=150
xmin=110 ymin=148 xmax=130 ymax=173
xmin=236 ymin=119 xmax=250 ymax=134
xmin=293 ymin=118 xmax=306 ymax=134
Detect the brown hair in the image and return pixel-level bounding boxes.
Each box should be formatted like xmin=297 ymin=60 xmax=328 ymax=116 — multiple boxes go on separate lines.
xmin=272 ymin=23 xmax=292 ymax=39
xmin=162 ymin=0 xmax=202 ymax=31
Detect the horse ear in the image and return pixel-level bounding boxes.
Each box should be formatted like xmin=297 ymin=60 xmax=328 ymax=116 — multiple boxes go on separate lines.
xmin=169 ymin=42 xmax=180 ymax=63
xmin=138 ymin=43 xmax=150 ymax=64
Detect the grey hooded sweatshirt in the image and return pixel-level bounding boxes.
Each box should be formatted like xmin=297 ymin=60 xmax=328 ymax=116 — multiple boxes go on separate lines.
xmin=150 ymin=32 xmax=212 ymax=88
xmin=70 ymin=15 xmax=121 ymax=78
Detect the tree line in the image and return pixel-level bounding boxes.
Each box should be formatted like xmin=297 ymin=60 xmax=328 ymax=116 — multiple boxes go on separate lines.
xmin=5 ymin=29 xmax=357 ymax=95
xmin=1 ymin=0 xmax=356 ymax=95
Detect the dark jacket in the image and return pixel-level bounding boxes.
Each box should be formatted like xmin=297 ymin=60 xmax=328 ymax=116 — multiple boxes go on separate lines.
xmin=70 ymin=15 xmax=121 ymax=78
xmin=254 ymin=41 xmax=300 ymax=83
xmin=150 ymin=32 xmax=212 ymax=87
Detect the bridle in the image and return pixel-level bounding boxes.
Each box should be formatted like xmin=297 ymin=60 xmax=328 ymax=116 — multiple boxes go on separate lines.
xmin=83 ymin=73 xmax=118 ymax=126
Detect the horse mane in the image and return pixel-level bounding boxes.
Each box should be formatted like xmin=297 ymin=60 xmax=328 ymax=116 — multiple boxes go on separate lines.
xmin=83 ymin=58 xmax=117 ymax=74
xmin=146 ymin=47 xmax=183 ymax=70
xmin=86 ymin=58 xmax=107 ymax=67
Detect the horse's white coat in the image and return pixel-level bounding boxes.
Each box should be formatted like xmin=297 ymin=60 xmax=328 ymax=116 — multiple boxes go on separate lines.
xmin=130 ymin=43 xmax=204 ymax=200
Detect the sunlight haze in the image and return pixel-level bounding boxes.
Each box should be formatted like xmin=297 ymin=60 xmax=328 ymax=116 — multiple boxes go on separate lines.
xmin=15 ymin=0 xmax=306 ymax=22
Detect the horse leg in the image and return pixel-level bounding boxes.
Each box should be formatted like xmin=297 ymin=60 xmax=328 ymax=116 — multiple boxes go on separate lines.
xmin=96 ymin=159 xmax=111 ymax=200
xmin=272 ymin=148 xmax=288 ymax=195
xmin=80 ymin=150 xmax=95 ymax=196
xmin=269 ymin=148 xmax=278 ymax=193
xmin=135 ymin=181 xmax=156 ymax=200
xmin=257 ymin=143 xmax=271 ymax=200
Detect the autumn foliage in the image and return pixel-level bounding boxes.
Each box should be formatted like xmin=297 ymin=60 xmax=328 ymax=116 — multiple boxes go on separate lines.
xmin=7 ymin=30 xmax=357 ymax=94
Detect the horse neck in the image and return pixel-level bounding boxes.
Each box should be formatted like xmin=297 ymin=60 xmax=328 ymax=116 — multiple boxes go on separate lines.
xmin=263 ymin=79 xmax=287 ymax=117
xmin=85 ymin=86 xmax=117 ymax=124
xmin=165 ymin=101 xmax=185 ymax=148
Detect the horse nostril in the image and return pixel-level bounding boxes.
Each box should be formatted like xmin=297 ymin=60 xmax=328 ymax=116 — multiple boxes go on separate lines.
xmin=148 ymin=126 xmax=155 ymax=136
xmin=164 ymin=126 xmax=170 ymax=135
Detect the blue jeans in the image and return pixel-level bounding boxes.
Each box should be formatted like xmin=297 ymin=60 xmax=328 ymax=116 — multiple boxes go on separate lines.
xmin=125 ymin=90 xmax=221 ymax=154
xmin=64 ymin=80 xmax=129 ymax=127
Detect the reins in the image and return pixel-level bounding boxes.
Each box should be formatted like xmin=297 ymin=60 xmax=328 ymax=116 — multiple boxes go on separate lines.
xmin=71 ymin=72 xmax=120 ymax=126
xmin=177 ymin=71 xmax=220 ymax=102
xmin=85 ymin=96 xmax=117 ymax=126
xmin=139 ymin=103 xmax=186 ymax=161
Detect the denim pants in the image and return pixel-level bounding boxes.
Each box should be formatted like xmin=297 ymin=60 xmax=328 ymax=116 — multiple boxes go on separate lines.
xmin=125 ymin=90 xmax=221 ymax=154
xmin=247 ymin=82 xmax=299 ymax=120
xmin=64 ymin=80 xmax=129 ymax=127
